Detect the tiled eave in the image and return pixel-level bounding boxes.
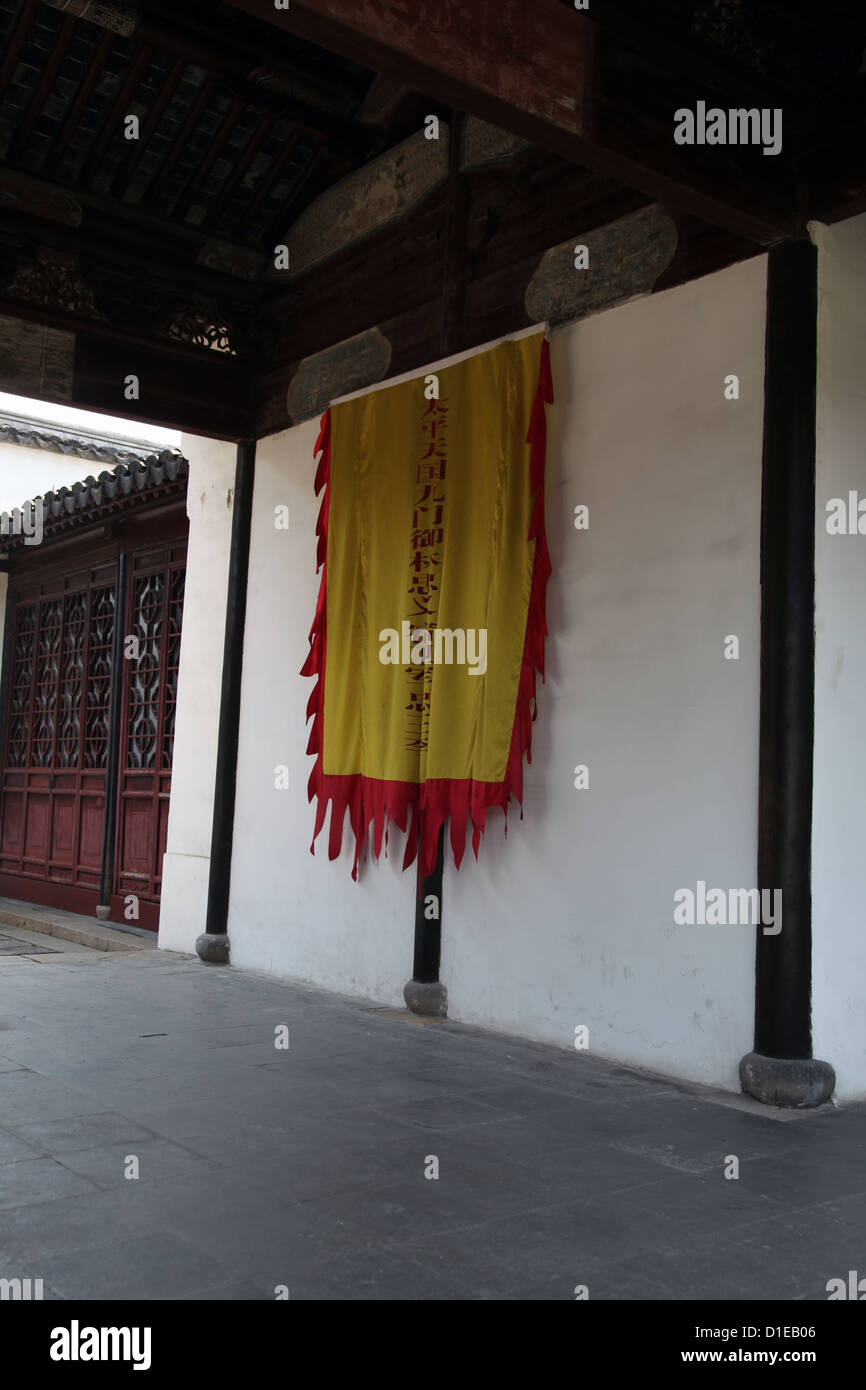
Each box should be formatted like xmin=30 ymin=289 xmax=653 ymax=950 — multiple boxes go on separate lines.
xmin=0 ymin=414 xmax=173 ymax=468
xmin=0 ymin=452 xmax=189 ymax=558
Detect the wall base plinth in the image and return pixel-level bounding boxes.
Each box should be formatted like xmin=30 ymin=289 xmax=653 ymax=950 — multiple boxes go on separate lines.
xmin=739 ymin=1051 xmax=835 ymax=1108
xmin=195 ymin=932 xmax=230 ymax=965
xmin=404 ymin=979 xmax=447 ymax=1017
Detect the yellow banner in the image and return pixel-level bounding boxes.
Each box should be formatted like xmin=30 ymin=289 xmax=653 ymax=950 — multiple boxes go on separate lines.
xmin=323 ymin=330 xmax=546 ymax=785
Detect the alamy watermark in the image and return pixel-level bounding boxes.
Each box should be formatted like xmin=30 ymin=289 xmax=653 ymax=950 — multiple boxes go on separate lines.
xmin=0 ymin=1276 xmax=43 ymax=1299
xmin=50 ymin=1321 xmax=151 ymax=1371
xmin=379 ymin=622 xmax=487 ymax=676
xmin=674 ymin=881 xmax=782 ymax=935
xmin=0 ymin=499 xmax=42 ymax=547
xmin=827 ymin=1270 xmax=866 ymax=1299
xmin=826 ymin=492 xmax=866 ymax=534
xmin=674 ymin=102 xmax=782 ymax=157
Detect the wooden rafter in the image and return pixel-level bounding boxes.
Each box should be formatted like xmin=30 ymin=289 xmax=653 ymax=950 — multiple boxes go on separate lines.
xmin=137 ymin=11 xmax=360 ymax=122
xmin=110 ymin=57 xmax=188 ymax=199
xmin=80 ymin=44 xmax=155 ymax=186
xmin=143 ymin=75 xmax=215 ymax=207
xmin=203 ymin=110 xmax=273 ymax=229
xmin=230 ymin=127 xmax=303 ymax=237
xmin=260 ymin=142 xmax=328 ymax=247
xmin=8 ymin=13 xmax=78 ymax=166
xmin=173 ymin=99 xmax=244 ymax=222
xmin=45 ymin=28 xmax=117 ymax=175
xmin=0 ymin=0 xmax=41 ymax=106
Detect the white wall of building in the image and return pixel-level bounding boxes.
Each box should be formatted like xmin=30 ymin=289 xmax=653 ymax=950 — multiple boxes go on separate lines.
xmin=0 ymin=442 xmax=91 ymax=512
xmin=187 ymin=254 xmax=767 ymax=1089
xmin=811 ymin=212 xmax=866 ymax=1100
xmin=442 ymin=258 xmax=764 ymax=1085
xmin=0 ymin=399 xmax=180 ymax=514
xmin=158 ymin=436 xmax=236 ymax=952
xmin=223 ymin=414 xmax=414 ymax=997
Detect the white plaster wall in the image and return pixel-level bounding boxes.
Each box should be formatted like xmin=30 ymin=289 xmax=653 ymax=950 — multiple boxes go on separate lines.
xmin=811 ymin=213 xmax=866 ymax=1100
xmin=226 ymin=418 xmax=412 ymax=997
xmin=0 ymin=443 xmax=91 ymax=512
xmin=219 ymin=255 xmax=766 ymax=1087
xmin=158 ymin=435 xmax=236 ymax=953
xmin=443 ymin=259 xmax=764 ymax=1086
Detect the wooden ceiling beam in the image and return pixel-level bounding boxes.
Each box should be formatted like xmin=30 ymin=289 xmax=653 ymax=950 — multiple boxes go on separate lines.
xmin=224 ymin=1 xmax=592 ymax=143
xmin=222 ymin=0 xmax=794 ymax=244
xmin=252 ymin=197 xmax=759 ymax=438
xmin=812 ymin=186 xmax=866 ymax=225
xmin=72 ymin=327 xmax=252 ymax=439
xmin=802 ymin=81 xmax=866 ymax=225
xmin=566 ymin=0 xmax=807 ymax=105
xmin=0 ymin=300 xmax=252 ymax=439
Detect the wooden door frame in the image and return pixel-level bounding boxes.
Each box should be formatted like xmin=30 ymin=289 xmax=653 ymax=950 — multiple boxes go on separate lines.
xmin=108 ymin=515 xmax=188 ymax=931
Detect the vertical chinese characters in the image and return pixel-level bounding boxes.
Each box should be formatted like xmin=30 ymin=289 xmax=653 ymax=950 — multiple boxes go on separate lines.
xmin=404 ymin=395 xmax=449 ymax=751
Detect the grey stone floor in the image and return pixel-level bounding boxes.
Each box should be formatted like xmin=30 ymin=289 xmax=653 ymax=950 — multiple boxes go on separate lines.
xmin=0 ymin=948 xmax=863 ymax=1301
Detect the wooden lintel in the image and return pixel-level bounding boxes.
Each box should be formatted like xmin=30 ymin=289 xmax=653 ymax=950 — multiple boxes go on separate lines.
xmin=0 ymin=305 xmax=251 ymax=439
xmin=225 ymin=0 xmax=593 ymax=142
xmin=223 ymin=0 xmax=792 ymax=245
xmin=73 ymin=330 xmax=252 ymax=440
xmin=255 ymin=197 xmax=760 ymax=438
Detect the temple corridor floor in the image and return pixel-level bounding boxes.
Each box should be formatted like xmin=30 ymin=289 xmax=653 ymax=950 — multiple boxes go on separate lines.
xmin=0 ymin=949 xmax=863 ymax=1301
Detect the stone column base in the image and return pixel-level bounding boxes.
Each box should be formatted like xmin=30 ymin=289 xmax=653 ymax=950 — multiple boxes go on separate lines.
xmin=404 ymin=979 xmax=447 ymax=1018
xmin=739 ymin=1051 xmax=835 ymax=1108
xmin=95 ymin=905 xmax=111 ymax=922
xmin=195 ymin=932 xmax=230 ymax=965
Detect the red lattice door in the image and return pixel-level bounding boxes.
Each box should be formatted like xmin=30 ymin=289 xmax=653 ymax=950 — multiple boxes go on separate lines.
xmin=0 ymin=561 xmax=117 ymax=913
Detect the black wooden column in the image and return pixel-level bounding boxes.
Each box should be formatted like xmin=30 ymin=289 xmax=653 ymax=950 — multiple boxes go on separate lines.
xmin=739 ymin=240 xmax=834 ymax=1107
xmin=196 ymin=440 xmax=256 ymax=965
xmin=97 ymin=550 xmax=127 ymax=919
xmin=404 ymin=826 xmax=446 ymax=1016
xmin=403 ymin=112 xmax=467 ymax=1018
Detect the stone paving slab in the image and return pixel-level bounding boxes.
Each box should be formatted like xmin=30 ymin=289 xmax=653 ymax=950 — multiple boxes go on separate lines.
xmin=0 ymin=931 xmax=57 ymax=955
xmin=0 ymin=949 xmax=863 ymax=1300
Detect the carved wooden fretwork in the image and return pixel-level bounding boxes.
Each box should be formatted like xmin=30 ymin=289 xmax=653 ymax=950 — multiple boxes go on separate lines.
xmin=164 ymin=303 xmax=237 ymax=355
xmin=0 ymin=174 xmax=83 ymax=228
xmin=6 ymin=250 xmax=105 ymax=322
xmin=43 ymin=0 xmax=138 ymax=37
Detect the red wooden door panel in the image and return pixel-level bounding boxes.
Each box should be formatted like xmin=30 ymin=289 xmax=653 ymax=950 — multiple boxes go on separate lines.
xmin=110 ymin=540 xmax=187 ymax=930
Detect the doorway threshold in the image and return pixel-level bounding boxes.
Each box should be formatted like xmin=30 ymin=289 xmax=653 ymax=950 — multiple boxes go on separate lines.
xmin=0 ymin=898 xmax=156 ymax=954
